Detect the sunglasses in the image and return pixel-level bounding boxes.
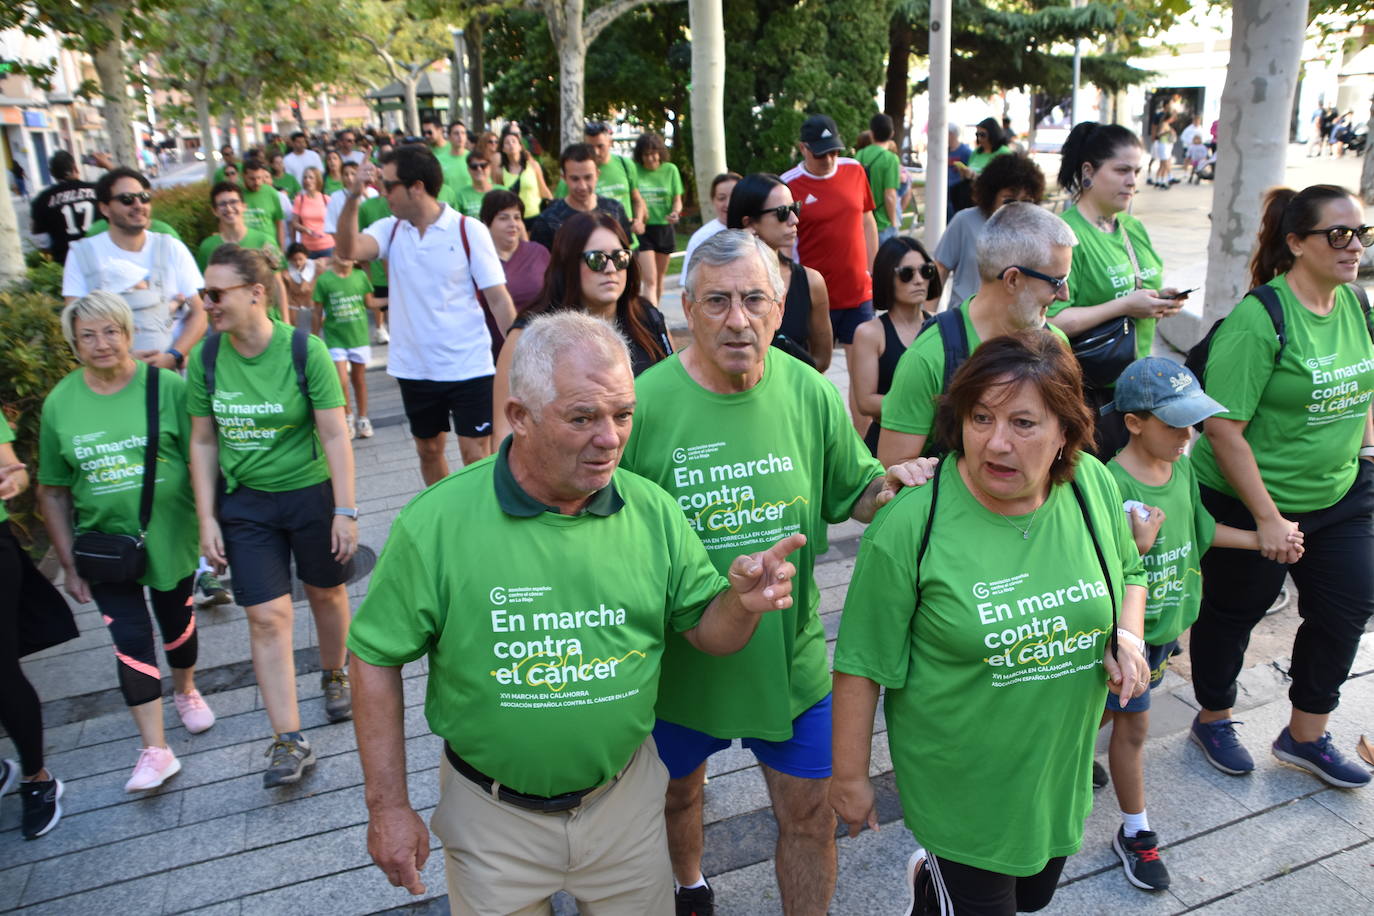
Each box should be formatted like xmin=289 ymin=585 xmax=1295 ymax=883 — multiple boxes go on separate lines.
xmin=199 ymin=283 xmax=254 ymax=303
xmin=113 ymin=191 xmax=152 ymax=206
xmin=758 ymin=202 xmax=802 ymax=221
xmin=896 ymin=263 xmax=937 ymax=283
xmin=1000 ymin=264 xmax=1068 ymax=292
xmin=582 ymin=248 xmax=634 ymax=272
xmin=381 ymin=178 xmax=407 ymax=192
xmin=468 ymin=161 xmax=490 ymax=170
xmin=1299 ymin=225 xmax=1374 ymax=250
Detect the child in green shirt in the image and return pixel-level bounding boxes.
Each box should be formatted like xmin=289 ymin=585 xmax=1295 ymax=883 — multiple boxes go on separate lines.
xmin=312 ymin=255 xmax=376 ymax=438
xmin=1099 ymin=357 xmax=1303 ymax=892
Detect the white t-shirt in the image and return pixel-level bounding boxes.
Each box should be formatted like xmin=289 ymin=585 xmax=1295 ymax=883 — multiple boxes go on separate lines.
xmin=364 ymin=204 xmax=507 ymax=382
xmin=342 ymin=150 xmax=367 ymax=166
xmin=283 ymin=149 xmax=325 ymax=186
xmin=679 ymin=218 xmax=726 ymax=292
xmin=1180 ymin=124 xmax=1202 ymax=147
xmin=324 ymin=187 xmax=377 ymax=234
xmin=62 ymin=230 xmax=202 ymax=300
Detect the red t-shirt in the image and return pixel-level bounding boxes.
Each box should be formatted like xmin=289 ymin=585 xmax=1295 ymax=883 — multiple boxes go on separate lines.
xmin=782 ymin=159 xmax=875 ymax=310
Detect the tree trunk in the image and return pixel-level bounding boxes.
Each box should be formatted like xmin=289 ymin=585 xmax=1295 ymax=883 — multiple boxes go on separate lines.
xmin=0 ymin=168 xmax=23 ymax=289
xmin=1189 ymin=0 xmax=1308 ymax=349
xmin=552 ymin=1 xmax=587 ymax=152
xmin=884 ymin=15 xmax=914 ymax=152
xmin=1361 ymin=91 xmax=1374 ymax=205
xmin=195 ymin=87 xmax=216 ymax=184
xmin=469 ymin=16 xmax=486 ymax=133
xmin=91 ymin=5 xmax=137 ymax=167
xmin=688 ymin=0 xmax=726 ymax=210
xmin=404 ymin=72 xmax=421 ymax=136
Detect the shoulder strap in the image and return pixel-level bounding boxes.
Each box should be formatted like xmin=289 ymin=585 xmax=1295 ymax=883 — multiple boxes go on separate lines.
xmin=1070 ymin=478 xmax=1118 ymax=656
xmin=291 ymin=327 xmax=311 ymax=405
xmin=202 ymin=332 xmax=221 ymax=398
xmin=1347 ymin=283 xmax=1374 ymax=345
xmin=1118 ymin=223 xmax=1143 ymax=291
xmin=933 ymin=309 xmax=970 ymax=390
xmin=1247 ymin=284 xmax=1287 ymax=364
xmin=913 ymin=458 xmax=944 ymax=592
xmin=140 ymin=367 xmax=160 ymax=534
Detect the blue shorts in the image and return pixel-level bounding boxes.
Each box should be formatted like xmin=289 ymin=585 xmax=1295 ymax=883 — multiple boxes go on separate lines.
xmin=829 ymin=301 xmax=874 ymax=345
xmin=1107 ymin=640 xmax=1177 ymax=713
xmin=653 ymin=693 xmax=832 ymax=780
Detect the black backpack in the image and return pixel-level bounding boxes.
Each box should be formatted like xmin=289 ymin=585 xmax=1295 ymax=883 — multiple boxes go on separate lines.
xmin=201 ymin=327 xmax=312 ymax=405
xmin=918 ymin=308 xmax=971 ymax=392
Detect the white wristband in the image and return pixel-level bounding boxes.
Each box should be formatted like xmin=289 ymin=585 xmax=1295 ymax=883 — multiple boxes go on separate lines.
xmin=1115 ymin=628 xmax=1145 ymax=654
xmin=1359 ymin=446 xmax=1374 ymax=458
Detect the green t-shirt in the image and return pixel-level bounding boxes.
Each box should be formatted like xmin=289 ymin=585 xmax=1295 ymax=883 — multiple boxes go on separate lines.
xmin=556 ymin=154 xmax=638 ymax=217
xmin=882 ymin=303 xmax=1071 ymax=440
xmin=273 ymin=173 xmax=301 ymax=197
xmin=855 ymin=145 xmax=901 ymax=231
xmin=1050 ymin=207 xmax=1164 ymax=363
xmin=357 ymin=196 xmax=392 ymax=287
xmin=435 ymin=148 xmax=472 ymax=194
xmin=346 ymin=445 xmax=729 ymax=796
xmin=1191 ymin=277 xmax=1374 ymax=513
xmin=0 ymin=418 xmax=13 ymax=524
xmin=37 ymin=364 xmax=198 ymax=590
xmin=967 ymin=145 xmax=1012 ymax=174
xmin=195 ymin=228 xmax=280 ymax=272
xmin=186 ymin=321 xmax=345 ymax=493
xmin=1107 ymin=456 xmax=1215 ymax=645
xmin=455 ymin=186 xmax=486 ymax=219
xmin=620 ymin=350 xmax=885 ymax=739
xmin=85 ymin=218 xmax=182 ymax=241
xmin=323 ymin=176 xmax=344 ymax=195
xmin=313 ymin=269 xmax=374 ymax=350
xmin=834 ymin=455 xmax=1145 ymax=876
xmin=634 ymin=162 xmax=684 ymax=226
xmin=239 ymin=185 xmax=285 ymax=240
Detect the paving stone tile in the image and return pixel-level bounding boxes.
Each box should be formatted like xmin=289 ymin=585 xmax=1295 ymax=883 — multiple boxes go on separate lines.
xmin=0 ymin=863 xmax=30 ymax=910
xmin=1051 ymin=869 xmax=1188 ymax=914
xmin=180 ymin=901 xmax=242 ymax=916
xmin=1316 ymin=844 xmax=1374 ymax=903
xmin=14 ymin=872 xmax=168 ymax=916
xmin=817 ymin=584 xmax=846 ymax=615
xmin=0 ymin=788 xmax=182 ymax=870
xmin=812 ymin=557 xmax=855 ymax=590
xmin=702 ymin=766 xmax=770 ymax=824
xmin=59 ymin=742 xmax=254 ymax=818
xmin=236 ymin=858 xmax=446 ymax=916
xmin=704 ymin=743 xmax=756 ymax=780
xmin=1313 ymin=780 xmax=1374 ymax=838
xmin=1193 ymin=858 xmax=1370 ymax=913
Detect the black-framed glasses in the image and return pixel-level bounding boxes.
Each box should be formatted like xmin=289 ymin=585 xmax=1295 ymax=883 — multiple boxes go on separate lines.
xmin=1299 ymin=225 xmax=1374 ymax=250
xmin=113 ymin=191 xmax=152 ymax=206
xmin=896 ymin=263 xmax=937 ymax=283
xmin=1000 ymin=264 xmax=1067 ymax=292
xmin=581 ymin=248 xmax=633 ymax=272
xmin=758 ymin=202 xmax=802 ymax=221
xmin=694 ymin=292 xmax=776 ymax=319
xmin=381 ymin=178 xmax=407 ymax=192
xmin=199 ymin=283 xmax=254 ymax=303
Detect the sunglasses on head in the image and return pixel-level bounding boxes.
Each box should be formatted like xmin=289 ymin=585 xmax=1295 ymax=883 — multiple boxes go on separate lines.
xmin=758 ymin=201 xmax=802 ymax=221
xmin=895 ymin=263 xmax=937 ymax=283
xmin=582 ymin=248 xmax=634 ymax=272
xmin=114 ymin=191 xmax=152 ymax=206
xmin=1298 ymin=225 xmax=1374 ymax=250
xmin=199 ymin=283 xmax=253 ymax=303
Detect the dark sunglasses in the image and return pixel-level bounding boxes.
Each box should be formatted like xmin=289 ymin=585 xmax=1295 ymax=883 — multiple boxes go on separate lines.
xmin=381 ymin=178 xmax=407 ymax=192
xmin=113 ymin=191 xmax=152 ymax=206
xmin=757 ymin=201 xmax=802 ymax=221
xmin=896 ymin=263 xmax=937 ymax=283
xmin=1299 ymin=225 xmax=1374 ymax=250
xmin=1000 ymin=264 xmax=1067 ymax=292
xmin=582 ymin=249 xmax=633 ymax=272
xmin=199 ymin=283 xmax=253 ymax=303
xmin=468 ymin=161 xmax=490 ymax=170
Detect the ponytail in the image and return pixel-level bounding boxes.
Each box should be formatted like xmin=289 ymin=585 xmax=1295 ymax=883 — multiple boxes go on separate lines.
xmin=1058 ymin=122 xmax=1141 ymax=197
xmin=1248 ymin=184 xmax=1352 ymax=288
xmin=208 ymin=243 xmax=278 ymax=287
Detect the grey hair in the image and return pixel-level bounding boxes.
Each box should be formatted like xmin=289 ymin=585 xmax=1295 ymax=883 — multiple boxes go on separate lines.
xmin=975 ymin=201 xmax=1078 ymax=282
xmin=683 ymin=229 xmax=784 ymax=302
xmin=61 ymin=290 xmax=134 ymax=356
xmin=509 ymin=311 xmax=632 ymax=414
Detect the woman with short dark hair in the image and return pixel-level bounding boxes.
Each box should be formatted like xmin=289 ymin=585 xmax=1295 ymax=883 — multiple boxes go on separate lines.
xmin=934 ymin=153 xmax=1046 ymax=307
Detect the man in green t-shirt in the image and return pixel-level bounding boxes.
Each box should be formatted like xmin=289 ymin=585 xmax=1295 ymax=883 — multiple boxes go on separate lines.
xmin=240 ymin=160 xmax=287 ymax=250
xmin=855 ymin=114 xmax=903 ymax=240
xmin=454 ymin=152 xmax=493 ymax=218
xmin=347 ymin=311 xmax=805 ymax=913
xmin=619 ymin=230 xmax=931 ymax=915
xmin=879 ymin=202 xmax=1077 ymax=466
xmin=268 ymin=150 xmax=300 ymax=198
xmin=198 ymin=181 xmax=287 ymax=319
xmin=433 ymin=120 xmax=472 ymax=194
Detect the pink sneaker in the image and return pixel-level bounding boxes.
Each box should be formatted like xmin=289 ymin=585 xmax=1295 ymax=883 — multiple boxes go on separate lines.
xmin=124 ymin=746 xmax=181 ymax=792
xmin=174 ymin=689 xmax=216 ymax=734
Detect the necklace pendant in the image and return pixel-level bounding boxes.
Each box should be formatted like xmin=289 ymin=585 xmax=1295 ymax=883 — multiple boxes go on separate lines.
xmin=1022 ymin=531 xmax=1029 ymax=539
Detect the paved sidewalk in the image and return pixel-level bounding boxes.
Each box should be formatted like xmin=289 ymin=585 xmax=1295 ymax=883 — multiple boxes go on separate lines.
xmin=2 ymin=148 xmax=1372 ymax=914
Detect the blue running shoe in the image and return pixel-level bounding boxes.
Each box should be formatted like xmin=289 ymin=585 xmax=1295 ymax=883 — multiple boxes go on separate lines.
xmin=1190 ymin=715 xmax=1254 ymax=775
xmin=1272 ymin=727 xmax=1371 ymax=788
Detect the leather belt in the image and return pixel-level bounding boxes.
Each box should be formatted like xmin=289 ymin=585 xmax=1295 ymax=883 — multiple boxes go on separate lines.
xmin=445 ymin=743 xmax=606 ymax=813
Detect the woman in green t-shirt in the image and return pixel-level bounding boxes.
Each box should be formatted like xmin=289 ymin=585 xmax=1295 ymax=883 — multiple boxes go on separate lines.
xmin=322 ymin=150 xmax=345 ymax=195
xmin=832 ymin=331 xmax=1151 ymax=913
xmin=188 ymin=244 xmax=357 ymax=789
xmin=36 ymin=291 xmax=214 ymax=794
xmin=955 ymin=117 xmax=1013 ymax=181
xmin=1048 ymin=121 xmax=1190 ymax=458
xmin=632 ymin=132 xmax=684 ymax=305
xmin=1188 ymin=185 xmax=1374 ymax=788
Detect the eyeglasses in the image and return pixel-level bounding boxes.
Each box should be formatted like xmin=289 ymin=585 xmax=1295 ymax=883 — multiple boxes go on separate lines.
xmin=199 ymin=283 xmax=254 ymax=303
xmin=468 ymin=161 xmax=490 ymax=170
xmin=382 ymin=178 xmax=407 ymax=192
xmin=896 ymin=263 xmax=937 ymax=283
xmin=1298 ymin=225 xmax=1374 ymax=250
xmin=975 ymin=131 xmax=988 ymax=139
xmin=214 ymin=199 xmax=242 ymax=211
xmin=694 ymin=292 xmax=776 ymax=319
xmin=76 ymin=328 xmax=126 ymax=346
xmin=1000 ymin=265 xmax=1068 ymax=292
xmin=581 ymin=248 xmax=633 ymax=272
xmin=113 ymin=191 xmax=152 ymax=206
xmin=758 ymin=202 xmax=802 ymax=221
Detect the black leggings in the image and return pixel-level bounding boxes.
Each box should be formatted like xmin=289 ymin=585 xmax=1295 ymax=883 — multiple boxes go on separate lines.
xmin=90 ymin=574 xmax=197 ymax=707
xmin=0 ymin=523 xmax=48 ymax=776
xmin=1191 ymin=460 xmax=1374 ymax=715
xmin=917 ymin=853 xmax=1066 ymax=915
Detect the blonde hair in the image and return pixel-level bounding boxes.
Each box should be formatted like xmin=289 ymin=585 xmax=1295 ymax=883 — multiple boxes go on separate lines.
xmin=61 ymin=290 xmax=134 ymax=356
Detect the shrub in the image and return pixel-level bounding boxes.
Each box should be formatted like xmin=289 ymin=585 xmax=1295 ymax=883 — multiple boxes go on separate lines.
xmin=25 ymin=248 xmax=63 ymax=299
xmin=151 ymin=181 xmax=219 ymax=249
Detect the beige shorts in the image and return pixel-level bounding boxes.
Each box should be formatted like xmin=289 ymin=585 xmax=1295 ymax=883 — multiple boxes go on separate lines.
xmin=430 ymin=736 xmax=674 ymax=916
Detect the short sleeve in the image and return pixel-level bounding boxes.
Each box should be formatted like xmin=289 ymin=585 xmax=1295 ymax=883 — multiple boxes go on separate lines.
xmin=670 ymin=164 xmax=684 ymax=196
xmin=1202 ymin=296 xmax=1280 ymax=423
xmin=933 ymin=213 xmax=964 ymax=270
xmin=462 ymin=218 xmax=507 ymax=291
xmin=877 ymin=152 xmax=900 ymax=192
xmin=185 ymin=341 xmax=211 ymax=416
xmin=1100 ymin=470 xmax=1147 ymax=591
xmin=662 ymin=504 xmax=730 ymax=633
xmin=348 ymin=523 xmax=442 ymax=665
xmin=364 ymin=216 xmax=399 ymax=259
xmin=62 ymin=240 xmax=91 ymax=298
xmin=37 ymin=394 xmax=78 ymax=488
xmin=881 ymin=335 xmax=945 ymax=436
xmin=833 ymin=520 xmax=920 ymax=687
xmin=305 ymin=334 xmax=346 ymax=409
xmin=162 ymin=371 xmax=193 ymax=463
xmin=819 ymin=380 xmax=885 ymax=522
xmin=311 ymin=277 xmax=327 ymax=305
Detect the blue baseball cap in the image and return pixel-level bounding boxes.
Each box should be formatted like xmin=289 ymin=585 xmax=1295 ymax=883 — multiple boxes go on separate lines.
xmin=1100 ymin=357 xmax=1226 ymax=428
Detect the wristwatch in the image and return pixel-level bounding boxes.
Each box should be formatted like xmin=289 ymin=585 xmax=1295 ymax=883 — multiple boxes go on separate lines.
xmin=165 ymin=347 xmax=184 ymax=369
xmin=333 ymin=507 xmax=359 ymax=519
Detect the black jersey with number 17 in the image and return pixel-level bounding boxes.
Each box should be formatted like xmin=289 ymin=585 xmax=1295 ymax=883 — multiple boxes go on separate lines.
xmin=31 ymin=180 xmax=98 ymax=266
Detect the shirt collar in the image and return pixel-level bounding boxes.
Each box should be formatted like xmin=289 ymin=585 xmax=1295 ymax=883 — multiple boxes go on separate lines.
xmin=493 ymin=436 xmax=625 ymax=518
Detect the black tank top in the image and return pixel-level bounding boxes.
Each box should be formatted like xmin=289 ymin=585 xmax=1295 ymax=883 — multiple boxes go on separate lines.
xmin=864 ymin=312 xmax=911 ymax=455
xmin=778 ymin=258 xmax=811 ymax=350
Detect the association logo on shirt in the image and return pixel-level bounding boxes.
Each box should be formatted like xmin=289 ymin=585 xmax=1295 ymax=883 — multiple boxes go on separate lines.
xmin=1306 ymin=352 xmax=1374 ymax=425
xmin=213 ymin=389 xmax=290 ymax=449
xmin=974 ymin=572 xmax=1110 ymax=684
xmin=72 ymin=431 xmax=148 ymax=493
xmin=667 ymin=444 xmax=806 ymax=545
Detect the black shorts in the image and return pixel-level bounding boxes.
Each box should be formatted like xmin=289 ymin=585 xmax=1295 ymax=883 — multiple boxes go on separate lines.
xmin=372 ymin=285 xmax=389 ymax=302
xmin=636 ymin=224 xmax=676 ymax=255
xmin=218 ymin=480 xmax=347 ymax=607
xmin=397 ymin=375 xmax=494 ymax=440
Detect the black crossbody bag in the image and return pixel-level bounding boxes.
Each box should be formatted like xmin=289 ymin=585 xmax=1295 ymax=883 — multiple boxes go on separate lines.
xmin=1068 ymin=224 xmax=1143 ymax=390
xmin=72 ymin=367 xmax=160 ymax=584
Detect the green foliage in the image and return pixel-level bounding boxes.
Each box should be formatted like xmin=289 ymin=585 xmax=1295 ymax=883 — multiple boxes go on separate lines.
xmin=151 ymin=182 xmax=219 ymax=249
xmin=24 ymin=249 xmax=63 ymax=299
xmin=0 ymin=287 xmax=76 ymax=542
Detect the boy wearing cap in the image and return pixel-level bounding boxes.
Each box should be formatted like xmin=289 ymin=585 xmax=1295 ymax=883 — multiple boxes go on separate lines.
xmin=1099 ymin=357 xmax=1304 ymax=892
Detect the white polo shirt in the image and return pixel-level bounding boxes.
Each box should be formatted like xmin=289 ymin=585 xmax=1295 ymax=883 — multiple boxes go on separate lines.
xmin=364 ymin=204 xmax=506 ymax=382
xmin=283 ymin=149 xmax=324 ymax=186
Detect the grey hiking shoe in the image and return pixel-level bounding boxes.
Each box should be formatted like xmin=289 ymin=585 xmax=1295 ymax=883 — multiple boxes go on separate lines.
xmin=322 ymin=669 xmax=352 ymax=722
xmin=263 ymin=732 xmax=315 ymax=788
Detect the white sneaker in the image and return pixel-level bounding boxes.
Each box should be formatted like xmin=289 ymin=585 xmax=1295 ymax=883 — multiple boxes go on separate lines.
xmin=345 ymin=413 xmax=357 ymax=439
xmin=355 ymin=416 xmax=374 ymax=438
xmin=373 ymin=325 xmax=389 ymax=344
xmin=125 ymin=746 xmax=181 ymax=792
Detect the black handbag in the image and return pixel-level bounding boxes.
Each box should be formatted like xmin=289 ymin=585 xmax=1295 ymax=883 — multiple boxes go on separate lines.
xmin=71 ymin=367 xmax=159 ymax=584
xmin=1069 ymin=220 xmax=1145 ymax=390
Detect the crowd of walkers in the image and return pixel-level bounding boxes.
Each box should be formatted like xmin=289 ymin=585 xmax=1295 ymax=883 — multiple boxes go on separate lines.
xmin=3 ymin=111 xmax=1371 ymax=916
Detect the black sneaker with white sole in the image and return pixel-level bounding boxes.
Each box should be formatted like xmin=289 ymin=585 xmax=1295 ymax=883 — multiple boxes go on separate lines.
xmin=21 ymin=776 xmax=63 ymax=840
xmin=675 ymin=881 xmax=714 ymax=916
xmin=1112 ymin=826 xmax=1171 ymax=891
